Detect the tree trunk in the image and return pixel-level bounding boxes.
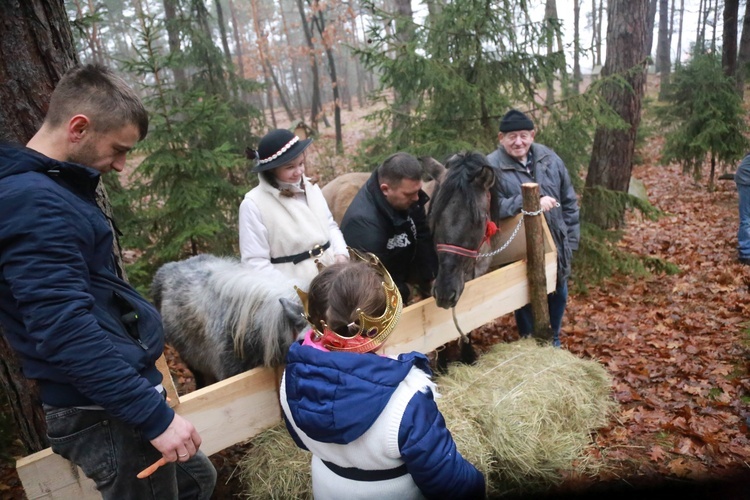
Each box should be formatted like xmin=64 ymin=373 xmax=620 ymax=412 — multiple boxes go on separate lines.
xmin=591 ymin=0 xmax=598 ymax=68
xmin=163 ymin=0 xmax=188 ymax=91
xmin=0 ymin=0 xmax=78 ymax=454
xmin=696 ymin=0 xmax=705 ymax=49
xmin=310 ymin=0 xmax=343 ymax=153
xmin=227 ymin=0 xmax=248 ymax=103
xmin=573 ymin=0 xmax=582 ymax=94
xmin=676 ymin=0 xmax=685 ymax=63
xmin=645 ymin=0 xmax=658 ymax=60
xmin=228 ymin=0 xmax=245 ymax=80
xmin=348 ymin=17 xmax=365 ymax=108
xmin=544 ymin=0 xmax=557 ymax=105
xmin=192 ymin=0 xmax=227 ymax=97
xmin=656 ymin=0 xmax=671 ymax=99
xmin=279 ymin=1 xmax=307 ymax=118
xmin=584 ymin=0 xmax=649 ymax=230
xmin=710 ymin=0 xmax=718 ymax=54
xmin=250 ymin=0 xmax=277 ymax=127
xmin=214 ymin=0 xmax=238 ymax=98
xmin=736 ymin=0 xmax=750 ymax=95
xmin=265 ymin=59 xmax=296 ymax=121
xmin=392 ymin=0 xmax=416 ymax=146
xmin=668 ymin=0 xmax=676 ymax=52
xmin=722 ymin=0 xmax=739 ymax=77
xmin=596 ymin=0 xmax=604 ymax=66
xmin=296 ymin=0 xmax=322 ymax=130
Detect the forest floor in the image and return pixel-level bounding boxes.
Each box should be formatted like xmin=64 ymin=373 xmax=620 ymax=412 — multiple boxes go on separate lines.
xmin=3 ymin=99 xmax=750 ymax=499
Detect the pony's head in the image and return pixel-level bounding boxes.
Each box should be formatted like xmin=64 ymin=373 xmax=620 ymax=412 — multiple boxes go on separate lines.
xmin=429 ymin=152 xmax=496 ymax=309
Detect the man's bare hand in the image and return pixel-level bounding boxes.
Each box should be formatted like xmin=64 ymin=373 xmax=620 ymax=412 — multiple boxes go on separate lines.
xmin=540 ymin=196 xmax=559 ymax=212
xmin=150 ymin=414 xmax=202 ymax=462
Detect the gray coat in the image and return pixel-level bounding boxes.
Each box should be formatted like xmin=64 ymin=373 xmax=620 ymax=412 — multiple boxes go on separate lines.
xmin=487 ymin=143 xmax=580 ymax=287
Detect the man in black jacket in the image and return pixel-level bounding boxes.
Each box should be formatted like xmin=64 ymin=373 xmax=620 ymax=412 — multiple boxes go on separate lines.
xmin=340 ymin=153 xmax=438 ymax=303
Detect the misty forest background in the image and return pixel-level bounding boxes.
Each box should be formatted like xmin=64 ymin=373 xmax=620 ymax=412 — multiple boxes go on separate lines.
xmin=28 ymin=0 xmax=750 ymax=293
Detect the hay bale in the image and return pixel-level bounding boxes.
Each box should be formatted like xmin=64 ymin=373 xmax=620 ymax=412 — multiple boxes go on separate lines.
xmin=238 ymin=340 xmax=615 ymax=498
xmin=438 ymin=339 xmax=616 ymax=496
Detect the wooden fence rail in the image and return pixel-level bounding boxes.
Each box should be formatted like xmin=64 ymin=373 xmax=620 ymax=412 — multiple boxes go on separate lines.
xmin=16 ymin=215 xmax=556 ymax=499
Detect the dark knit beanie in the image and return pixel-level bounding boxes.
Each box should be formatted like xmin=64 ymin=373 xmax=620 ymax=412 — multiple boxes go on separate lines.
xmin=499 ymin=109 xmax=534 ymax=133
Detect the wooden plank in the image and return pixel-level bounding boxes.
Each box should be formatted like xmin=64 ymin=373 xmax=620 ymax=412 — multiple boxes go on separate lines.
xmin=15 ymin=449 xmax=97 ymax=500
xmin=173 ymin=366 xmax=283 ymax=456
xmin=16 ymin=235 xmax=557 ymax=499
xmin=155 ymin=353 xmax=180 ymax=408
xmin=16 ymin=366 xmax=283 ymax=500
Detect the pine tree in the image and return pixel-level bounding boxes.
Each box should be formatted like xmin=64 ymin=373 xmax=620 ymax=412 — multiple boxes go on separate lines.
xmin=355 ymin=0 xmax=567 ymax=159
xmin=660 ymin=52 xmax=749 ymax=191
xmin=119 ymin=6 xmax=263 ymax=292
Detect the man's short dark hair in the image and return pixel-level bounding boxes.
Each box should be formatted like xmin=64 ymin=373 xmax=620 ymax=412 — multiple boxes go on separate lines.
xmin=45 ymin=64 xmax=149 ymax=140
xmin=377 ymin=152 xmax=422 ymax=186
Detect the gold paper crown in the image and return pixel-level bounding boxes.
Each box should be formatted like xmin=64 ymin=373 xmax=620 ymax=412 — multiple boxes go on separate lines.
xmin=295 ymin=247 xmax=403 ymax=353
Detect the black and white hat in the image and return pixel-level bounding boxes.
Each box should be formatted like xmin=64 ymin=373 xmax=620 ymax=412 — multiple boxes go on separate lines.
xmin=247 ymin=129 xmax=312 ymax=172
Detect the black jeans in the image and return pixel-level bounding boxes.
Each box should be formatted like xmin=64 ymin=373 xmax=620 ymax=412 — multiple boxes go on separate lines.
xmin=44 ymin=405 xmax=216 ymax=500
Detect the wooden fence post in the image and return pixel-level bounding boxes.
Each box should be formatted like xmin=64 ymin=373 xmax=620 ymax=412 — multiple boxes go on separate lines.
xmin=521 ymin=183 xmax=552 ymax=342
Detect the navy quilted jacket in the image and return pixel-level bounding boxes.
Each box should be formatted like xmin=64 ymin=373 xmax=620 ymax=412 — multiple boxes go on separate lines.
xmin=0 ymin=143 xmax=173 ymax=440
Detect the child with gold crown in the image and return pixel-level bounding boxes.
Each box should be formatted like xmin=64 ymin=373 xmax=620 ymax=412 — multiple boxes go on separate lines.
xmin=279 ymin=248 xmax=485 ymax=499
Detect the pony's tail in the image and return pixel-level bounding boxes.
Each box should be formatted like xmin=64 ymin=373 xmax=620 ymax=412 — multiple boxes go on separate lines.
xmin=151 ymin=268 xmax=166 ymax=310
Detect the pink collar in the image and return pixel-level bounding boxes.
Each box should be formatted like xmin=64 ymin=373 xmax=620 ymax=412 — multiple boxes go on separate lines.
xmin=301 ymin=328 xmax=330 ymax=351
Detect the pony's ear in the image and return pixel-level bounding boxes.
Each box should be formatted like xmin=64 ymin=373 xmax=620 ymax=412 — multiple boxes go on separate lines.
xmin=279 ymin=297 xmax=305 ymax=327
xmin=418 ymin=156 xmax=445 ymax=181
xmin=444 ymin=153 xmax=461 ymax=169
xmin=477 ymin=165 xmax=495 ymax=189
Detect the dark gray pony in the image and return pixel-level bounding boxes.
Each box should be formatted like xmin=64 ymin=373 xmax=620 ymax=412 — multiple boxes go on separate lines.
xmin=152 ymin=254 xmax=308 ymax=387
xmin=429 ymin=151 xmax=498 ymax=310
xmin=428 ymin=152 xmax=498 ymax=365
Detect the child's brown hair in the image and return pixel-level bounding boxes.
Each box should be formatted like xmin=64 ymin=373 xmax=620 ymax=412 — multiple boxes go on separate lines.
xmin=306 ymin=261 xmax=386 ymax=338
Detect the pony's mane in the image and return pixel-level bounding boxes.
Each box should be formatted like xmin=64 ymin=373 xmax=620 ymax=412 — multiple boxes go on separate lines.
xmin=430 ymin=152 xmax=490 ymax=227
xmin=203 ymin=257 xmax=300 ymax=364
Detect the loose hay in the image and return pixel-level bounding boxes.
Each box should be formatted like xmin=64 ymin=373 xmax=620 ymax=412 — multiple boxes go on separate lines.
xmin=238 ymin=424 xmax=313 ymax=499
xmin=438 ymin=339 xmax=616 ymax=496
xmin=238 ymin=339 xmax=616 ymax=498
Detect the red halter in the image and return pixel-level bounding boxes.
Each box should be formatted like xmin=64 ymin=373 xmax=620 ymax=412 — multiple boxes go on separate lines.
xmin=436 ymin=193 xmax=497 ymax=259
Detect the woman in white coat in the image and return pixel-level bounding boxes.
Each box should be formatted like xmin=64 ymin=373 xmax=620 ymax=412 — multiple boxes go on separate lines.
xmin=239 ymin=129 xmax=348 ymax=288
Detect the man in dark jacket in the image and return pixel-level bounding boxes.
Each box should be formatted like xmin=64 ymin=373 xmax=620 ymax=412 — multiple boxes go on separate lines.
xmin=340 ymin=152 xmax=438 ymax=303
xmin=0 ymin=65 xmax=215 ymax=498
xmin=487 ymin=109 xmax=580 ymax=348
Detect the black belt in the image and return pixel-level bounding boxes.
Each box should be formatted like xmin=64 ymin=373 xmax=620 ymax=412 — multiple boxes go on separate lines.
xmin=321 ymin=459 xmax=408 ymax=482
xmin=270 ymin=241 xmax=330 ymax=265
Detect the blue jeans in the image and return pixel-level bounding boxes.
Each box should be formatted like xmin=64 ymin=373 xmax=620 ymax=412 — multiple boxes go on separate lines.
xmin=738 ymin=183 xmax=750 ymax=259
xmin=44 ymin=405 xmax=216 ymax=500
xmin=514 ymin=281 xmax=568 ymax=347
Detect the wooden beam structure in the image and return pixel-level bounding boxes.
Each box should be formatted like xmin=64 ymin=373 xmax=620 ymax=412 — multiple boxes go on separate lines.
xmin=16 ymin=215 xmax=556 ymax=499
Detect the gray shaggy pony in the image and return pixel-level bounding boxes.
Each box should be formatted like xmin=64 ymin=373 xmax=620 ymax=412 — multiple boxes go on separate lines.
xmin=152 ymin=254 xmax=308 ymax=387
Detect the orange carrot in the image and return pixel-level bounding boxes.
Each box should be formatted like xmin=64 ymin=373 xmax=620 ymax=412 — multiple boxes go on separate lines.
xmin=137 ymin=457 xmax=168 ymax=479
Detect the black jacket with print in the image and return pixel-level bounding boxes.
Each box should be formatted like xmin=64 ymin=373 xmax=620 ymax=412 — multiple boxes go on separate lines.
xmin=340 ymin=170 xmax=438 ymax=302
